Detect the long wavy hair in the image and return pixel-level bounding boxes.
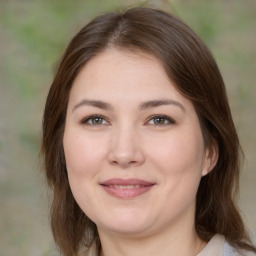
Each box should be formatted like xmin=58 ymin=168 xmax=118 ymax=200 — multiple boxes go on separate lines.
xmin=41 ymin=7 xmax=256 ymax=256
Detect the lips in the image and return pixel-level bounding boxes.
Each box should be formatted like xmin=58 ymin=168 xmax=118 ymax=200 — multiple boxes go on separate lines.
xmin=100 ymin=178 xmax=156 ymax=199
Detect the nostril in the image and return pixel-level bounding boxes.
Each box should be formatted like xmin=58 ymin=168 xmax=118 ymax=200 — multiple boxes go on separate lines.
xmin=111 ymin=159 xmax=142 ymax=168
xmin=107 ymin=137 xmax=145 ymax=167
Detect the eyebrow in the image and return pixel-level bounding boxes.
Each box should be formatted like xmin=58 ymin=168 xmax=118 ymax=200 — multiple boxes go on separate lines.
xmin=72 ymin=99 xmax=113 ymax=112
xmin=72 ymin=98 xmax=185 ymax=112
xmin=139 ymin=99 xmax=185 ymax=112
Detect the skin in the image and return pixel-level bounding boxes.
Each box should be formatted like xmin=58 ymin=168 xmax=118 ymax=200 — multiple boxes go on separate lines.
xmin=63 ymin=48 xmax=217 ymax=256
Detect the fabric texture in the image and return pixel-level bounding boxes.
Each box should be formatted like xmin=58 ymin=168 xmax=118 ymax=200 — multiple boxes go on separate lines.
xmin=197 ymin=234 xmax=225 ymax=256
xmin=78 ymin=234 xmax=255 ymax=256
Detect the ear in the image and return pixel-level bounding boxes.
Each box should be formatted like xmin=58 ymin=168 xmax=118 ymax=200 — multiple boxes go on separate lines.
xmin=201 ymin=140 xmax=218 ymax=177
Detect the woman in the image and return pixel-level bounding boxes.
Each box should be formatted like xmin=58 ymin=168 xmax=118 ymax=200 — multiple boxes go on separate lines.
xmin=41 ymin=7 xmax=256 ymax=256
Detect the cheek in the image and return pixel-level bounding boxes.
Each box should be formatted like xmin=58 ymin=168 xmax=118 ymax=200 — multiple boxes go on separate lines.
xmin=147 ymin=131 xmax=205 ymax=212
xmin=147 ymin=129 xmax=205 ymax=177
xmin=63 ymin=129 xmax=107 ymax=215
xmin=63 ymin=130 xmax=107 ymax=176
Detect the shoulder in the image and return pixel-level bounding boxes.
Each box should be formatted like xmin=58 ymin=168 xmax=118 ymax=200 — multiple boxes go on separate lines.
xmin=198 ymin=234 xmax=225 ymax=256
xmin=78 ymin=236 xmax=256 ymax=256
xmin=78 ymin=242 xmax=99 ymax=256
xmin=198 ymin=234 xmax=256 ymax=256
xmin=224 ymin=242 xmax=256 ymax=256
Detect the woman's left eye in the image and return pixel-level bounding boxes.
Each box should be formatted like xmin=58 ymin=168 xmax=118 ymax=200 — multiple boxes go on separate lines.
xmin=147 ymin=115 xmax=175 ymax=125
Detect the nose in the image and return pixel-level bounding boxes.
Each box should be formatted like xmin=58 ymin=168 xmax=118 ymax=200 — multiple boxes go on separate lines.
xmin=107 ymin=125 xmax=145 ymax=168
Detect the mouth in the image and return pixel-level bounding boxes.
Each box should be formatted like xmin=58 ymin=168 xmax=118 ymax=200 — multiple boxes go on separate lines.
xmin=100 ymin=178 xmax=156 ymax=199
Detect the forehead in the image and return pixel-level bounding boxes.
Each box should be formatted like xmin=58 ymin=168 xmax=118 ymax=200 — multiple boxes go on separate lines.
xmin=70 ymin=48 xmax=186 ymax=103
xmin=75 ymin=48 xmax=166 ymax=83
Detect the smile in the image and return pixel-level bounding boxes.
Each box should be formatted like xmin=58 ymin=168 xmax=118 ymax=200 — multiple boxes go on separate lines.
xmin=108 ymin=185 xmax=143 ymax=189
xmin=100 ymin=179 xmax=156 ymax=199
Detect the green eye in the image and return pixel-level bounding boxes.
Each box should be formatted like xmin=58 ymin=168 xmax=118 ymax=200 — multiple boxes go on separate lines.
xmin=148 ymin=115 xmax=175 ymax=125
xmin=81 ymin=115 xmax=109 ymax=125
xmin=91 ymin=117 xmax=104 ymax=124
xmin=153 ymin=117 xmax=167 ymax=125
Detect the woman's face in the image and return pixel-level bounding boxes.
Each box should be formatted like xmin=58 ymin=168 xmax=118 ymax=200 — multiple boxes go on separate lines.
xmin=63 ymin=49 xmax=214 ymax=238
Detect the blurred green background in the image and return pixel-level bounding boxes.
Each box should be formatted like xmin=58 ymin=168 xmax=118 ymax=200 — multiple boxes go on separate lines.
xmin=0 ymin=0 xmax=255 ymax=255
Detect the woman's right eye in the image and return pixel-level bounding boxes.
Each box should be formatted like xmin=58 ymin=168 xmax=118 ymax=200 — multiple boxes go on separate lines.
xmin=80 ymin=115 xmax=109 ymax=126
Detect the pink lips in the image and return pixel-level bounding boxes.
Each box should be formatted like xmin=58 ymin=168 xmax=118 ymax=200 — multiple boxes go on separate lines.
xmin=100 ymin=178 xmax=155 ymax=199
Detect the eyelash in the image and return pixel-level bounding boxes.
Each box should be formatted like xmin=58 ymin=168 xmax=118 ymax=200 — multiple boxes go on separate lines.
xmin=80 ymin=114 xmax=109 ymax=126
xmin=146 ymin=114 xmax=175 ymax=125
xmin=80 ymin=114 xmax=175 ymax=126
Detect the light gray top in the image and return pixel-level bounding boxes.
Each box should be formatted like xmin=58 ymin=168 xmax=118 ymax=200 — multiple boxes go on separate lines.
xmin=79 ymin=234 xmax=255 ymax=256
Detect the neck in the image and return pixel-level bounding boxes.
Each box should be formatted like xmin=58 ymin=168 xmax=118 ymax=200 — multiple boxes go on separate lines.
xmin=98 ymin=218 xmax=206 ymax=256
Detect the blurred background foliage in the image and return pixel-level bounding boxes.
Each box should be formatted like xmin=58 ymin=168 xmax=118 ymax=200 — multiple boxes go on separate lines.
xmin=0 ymin=0 xmax=255 ymax=255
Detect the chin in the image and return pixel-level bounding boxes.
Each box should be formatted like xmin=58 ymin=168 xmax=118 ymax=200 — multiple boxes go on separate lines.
xmin=101 ymin=222 xmax=150 ymax=236
xmin=95 ymin=213 xmax=153 ymax=236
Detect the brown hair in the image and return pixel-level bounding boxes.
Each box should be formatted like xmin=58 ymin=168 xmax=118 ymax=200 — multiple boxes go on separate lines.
xmin=41 ymin=7 xmax=256 ymax=256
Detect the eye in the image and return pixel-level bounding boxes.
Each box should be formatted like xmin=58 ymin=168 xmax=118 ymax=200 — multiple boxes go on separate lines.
xmin=80 ymin=115 xmax=110 ymax=126
xmin=147 ymin=115 xmax=175 ymax=125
